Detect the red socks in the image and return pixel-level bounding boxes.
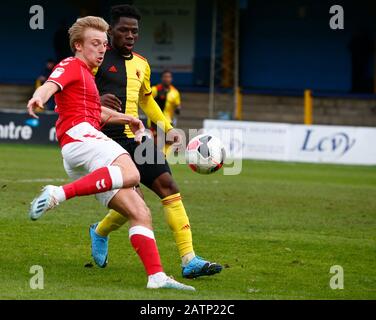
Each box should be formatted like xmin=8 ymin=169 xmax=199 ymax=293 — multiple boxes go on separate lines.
xmin=129 ymin=226 xmax=163 ymax=275
xmin=60 ymin=167 xmax=164 ymax=277
xmin=62 ymin=166 xmax=123 ymax=200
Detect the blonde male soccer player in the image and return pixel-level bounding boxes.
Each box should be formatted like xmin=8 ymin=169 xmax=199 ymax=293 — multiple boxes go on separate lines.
xmin=27 ymin=16 xmax=194 ymax=291
xmin=89 ymin=5 xmax=222 ymax=279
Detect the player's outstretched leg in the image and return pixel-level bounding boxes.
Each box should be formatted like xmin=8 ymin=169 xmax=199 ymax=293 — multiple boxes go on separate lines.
xmin=108 ymin=188 xmax=195 ymax=291
xmin=29 ymin=158 xmax=138 ymax=220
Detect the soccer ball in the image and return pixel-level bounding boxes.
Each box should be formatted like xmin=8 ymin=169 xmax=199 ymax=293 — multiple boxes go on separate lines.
xmin=185 ymin=134 xmax=226 ymax=174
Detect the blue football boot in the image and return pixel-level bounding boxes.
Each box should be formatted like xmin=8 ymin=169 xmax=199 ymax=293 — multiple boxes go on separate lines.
xmin=182 ymin=256 xmax=223 ymax=279
xmin=89 ymin=223 xmax=108 ymax=268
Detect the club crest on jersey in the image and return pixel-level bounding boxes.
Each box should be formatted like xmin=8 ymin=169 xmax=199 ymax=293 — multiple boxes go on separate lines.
xmin=50 ymin=67 xmax=65 ymax=79
xmin=136 ymin=69 xmax=141 ymax=79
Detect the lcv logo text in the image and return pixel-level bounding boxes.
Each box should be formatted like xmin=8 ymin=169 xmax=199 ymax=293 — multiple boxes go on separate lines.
xmin=301 ymin=129 xmax=356 ymax=156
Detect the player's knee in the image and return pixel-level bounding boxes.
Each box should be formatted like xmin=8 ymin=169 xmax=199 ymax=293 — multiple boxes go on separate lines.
xmin=120 ymin=166 xmax=140 ymax=187
xmin=128 ymin=170 xmax=141 ymax=187
xmin=141 ymin=206 xmax=152 ymax=226
xmin=158 ymin=174 xmax=179 ymax=195
xmin=113 ymin=154 xmax=140 ymax=187
xmin=168 ymin=181 xmax=179 ymax=194
xmin=133 ymin=202 xmax=152 ymax=226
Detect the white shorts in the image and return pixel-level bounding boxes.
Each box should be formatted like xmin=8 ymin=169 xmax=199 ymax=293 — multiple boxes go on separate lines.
xmin=61 ymin=122 xmax=127 ymax=207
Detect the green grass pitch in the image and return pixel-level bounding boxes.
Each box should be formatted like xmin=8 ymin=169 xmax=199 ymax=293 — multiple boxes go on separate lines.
xmin=0 ymin=144 xmax=375 ymax=299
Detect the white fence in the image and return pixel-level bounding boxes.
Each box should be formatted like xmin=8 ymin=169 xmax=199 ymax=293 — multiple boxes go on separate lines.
xmin=204 ymin=120 xmax=376 ymax=165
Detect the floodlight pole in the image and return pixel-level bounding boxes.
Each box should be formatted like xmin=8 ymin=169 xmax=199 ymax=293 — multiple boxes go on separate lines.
xmin=233 ymin=0 xmax=240 ymax=120
xmin=374 ymin=38 xmax=376 ymax=94
xmin=209 ymin=0 xmax=217 ymax=119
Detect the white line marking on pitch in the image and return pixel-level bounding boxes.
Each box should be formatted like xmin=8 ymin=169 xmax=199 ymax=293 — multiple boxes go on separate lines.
xmin=1 ymin=178 xmax=69 ymax=183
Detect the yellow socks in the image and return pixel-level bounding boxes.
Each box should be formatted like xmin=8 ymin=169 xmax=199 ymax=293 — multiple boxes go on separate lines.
xmin=95 ymin=209 xmax=128 ymax=237
xmin=162 ymin=193 xmax=195 ymax=260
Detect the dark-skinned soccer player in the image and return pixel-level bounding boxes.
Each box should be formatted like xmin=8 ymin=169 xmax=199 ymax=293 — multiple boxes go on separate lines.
xmin=89 ymin=5 xmax=222 ymax=279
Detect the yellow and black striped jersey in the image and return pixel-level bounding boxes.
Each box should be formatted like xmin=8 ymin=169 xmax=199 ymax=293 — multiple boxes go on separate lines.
xmin=94 ymin=47 xmax=152 ymax=139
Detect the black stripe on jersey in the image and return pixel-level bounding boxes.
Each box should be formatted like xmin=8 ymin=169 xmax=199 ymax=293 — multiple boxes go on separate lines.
xmin=95 ymin=48 xmax=128 ymax=139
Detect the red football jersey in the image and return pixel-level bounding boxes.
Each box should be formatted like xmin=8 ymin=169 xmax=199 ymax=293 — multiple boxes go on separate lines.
xmin=47 ymin=57 xmax=102 ymax=147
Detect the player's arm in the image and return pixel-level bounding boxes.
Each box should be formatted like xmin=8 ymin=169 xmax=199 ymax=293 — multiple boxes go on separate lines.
xmin=101 ymin=106 xmax=144 ymax=142
xmin=174 ymin=91 xmax=182 ymax=115
xmin=151 ymin=85 xmax=157 ymax=98
xmin=27 ymin=82 xmax=59 ymax=119
xmin=139 ymin=94 xmax=173 ymax=132
xmin=139 ymin=64 xmax=172 ymax=132
xmin=28 ymin=58 xmax=80 ymax=118
xmin=139 ymin=63 xmax=182 ymax=143
xmin=140 ymin=94 xmax=182 ymax=145
xmin=100 ymin=94 xmax=122 ymax=112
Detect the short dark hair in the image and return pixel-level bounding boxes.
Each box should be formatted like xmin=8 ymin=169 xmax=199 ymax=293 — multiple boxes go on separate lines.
xmin=161 ymin=70 xmax=172 ymax=76
xmin=110 ymin=5 xmax=141 ymax=26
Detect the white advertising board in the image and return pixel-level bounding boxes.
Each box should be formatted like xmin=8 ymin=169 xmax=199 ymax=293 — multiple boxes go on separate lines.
xmin=204 ymin=120 xmax=376 ymax=165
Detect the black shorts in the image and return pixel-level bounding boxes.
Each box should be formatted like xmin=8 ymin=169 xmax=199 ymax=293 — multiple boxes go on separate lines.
xmin=113 ymin=136 xmax=172 ymax=189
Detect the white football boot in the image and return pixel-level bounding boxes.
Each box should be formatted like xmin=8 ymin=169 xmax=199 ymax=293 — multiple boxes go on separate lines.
xmin=147 ymin=272 xmax=196 ymax=291
xmin=29 ymin=185 xmax=60 ymax=220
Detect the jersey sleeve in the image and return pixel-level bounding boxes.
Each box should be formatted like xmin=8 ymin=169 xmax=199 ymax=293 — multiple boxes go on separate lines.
xmin=151 ymin=85 xmax=158 ymax=98
xmin=175 ymin=90 xmax=181 ymax=108
xmin=46 ymin=58 xmax=80 ymax=91
xmin=141 ymin=62 xmax=152 ymax=96
xmin=139 ymin=95 xmax=173 ymax=132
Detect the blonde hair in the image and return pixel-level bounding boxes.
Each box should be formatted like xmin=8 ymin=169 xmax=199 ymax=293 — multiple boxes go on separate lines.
xmin=68 ymin=16 xmax=109 ymax=52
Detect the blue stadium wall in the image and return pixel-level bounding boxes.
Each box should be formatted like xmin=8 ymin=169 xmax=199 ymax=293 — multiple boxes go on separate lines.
xmin=239 ymin=0 xmax=376 ymax=93
xmin=0 ymin=0 xmax=375 ymax=93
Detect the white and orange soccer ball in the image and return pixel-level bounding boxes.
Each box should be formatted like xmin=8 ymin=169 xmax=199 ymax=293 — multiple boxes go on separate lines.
xmin=185 ymin=134 xmax=226 ymax=174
